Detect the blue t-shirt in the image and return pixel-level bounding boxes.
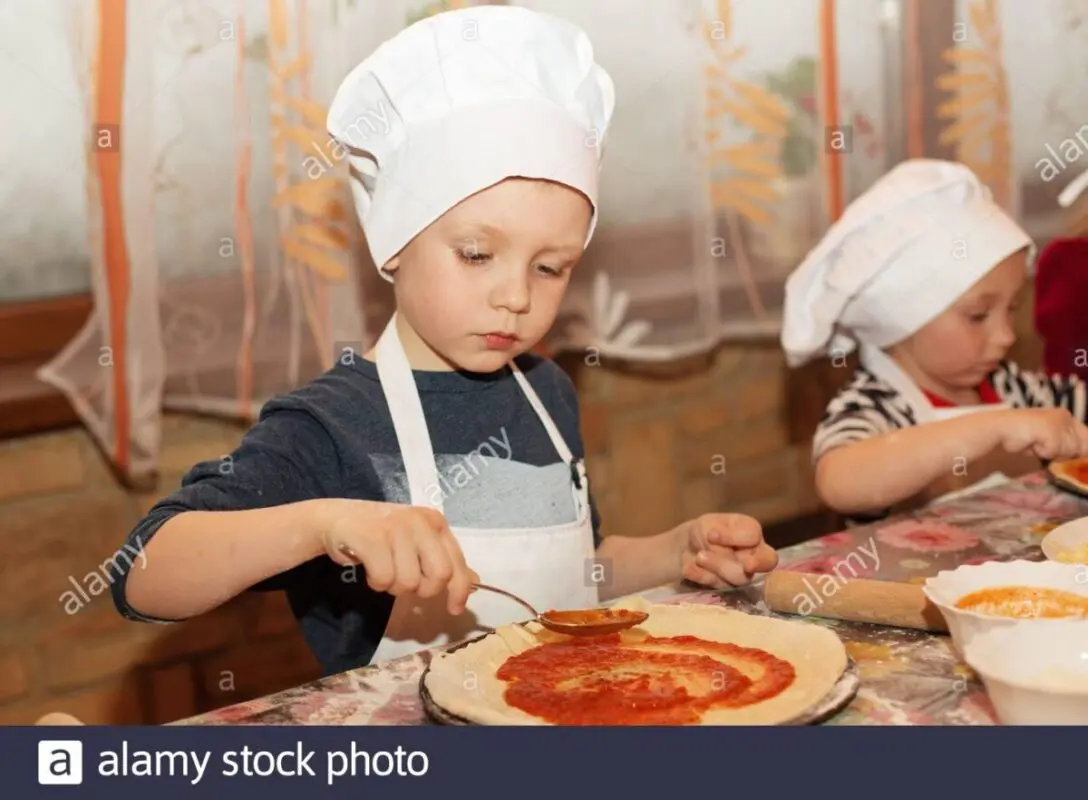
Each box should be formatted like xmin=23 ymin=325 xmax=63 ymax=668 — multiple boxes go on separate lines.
xmin=110 ymin=353 xmax=601 ymax=675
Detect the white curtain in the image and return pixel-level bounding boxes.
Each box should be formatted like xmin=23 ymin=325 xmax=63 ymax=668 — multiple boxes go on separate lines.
xmin=1 ymin=0 xmax=1084 ymax=482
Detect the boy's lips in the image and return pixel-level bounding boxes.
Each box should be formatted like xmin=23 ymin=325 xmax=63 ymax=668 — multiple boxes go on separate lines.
xmin=481 ymin=332 xmax=519 ymax=350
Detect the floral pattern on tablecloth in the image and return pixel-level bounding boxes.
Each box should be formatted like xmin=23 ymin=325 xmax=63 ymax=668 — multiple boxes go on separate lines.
xmin=176 ymin=473 xmax=1088 ymax=727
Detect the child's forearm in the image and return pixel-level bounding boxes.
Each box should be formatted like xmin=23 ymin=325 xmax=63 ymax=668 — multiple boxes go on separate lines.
xmin=815 ymin=412 xmax=1006 ymax=516
xmin=594 ymin=525 xmax=687 ymax=600
xmin=122 ymin=499 xmax=337 ymax=620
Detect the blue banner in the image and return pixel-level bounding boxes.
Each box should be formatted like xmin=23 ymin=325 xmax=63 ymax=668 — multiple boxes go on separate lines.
xmin=9 ymin=725 xmax=1063 ymax=797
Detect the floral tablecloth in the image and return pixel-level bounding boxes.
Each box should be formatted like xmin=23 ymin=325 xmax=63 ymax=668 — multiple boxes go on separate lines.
xmin=176 ymin=471 xmax=1088 ymax=726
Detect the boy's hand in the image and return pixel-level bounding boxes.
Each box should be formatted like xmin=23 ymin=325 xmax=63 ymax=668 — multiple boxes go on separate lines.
xmin=997 ymin=408 xmax=1088 ymax=461
xmin=679 ymin=513 xmax=777 ymax=590
xmin=319 ymin=501 xmax=478 ymax=615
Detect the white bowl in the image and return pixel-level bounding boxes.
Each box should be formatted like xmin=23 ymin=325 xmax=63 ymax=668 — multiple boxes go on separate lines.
xmin=963 ymin=621 xmax=1088 ymax=725
xmin=1041 ymin=516 xmax=1088 ymax=564
xmin=922 ymin=560 xmax=1088 ymax=657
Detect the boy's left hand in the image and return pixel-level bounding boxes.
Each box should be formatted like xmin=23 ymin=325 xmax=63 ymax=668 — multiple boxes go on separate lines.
xmin=679 ymin=513 xmax=777 ymax=589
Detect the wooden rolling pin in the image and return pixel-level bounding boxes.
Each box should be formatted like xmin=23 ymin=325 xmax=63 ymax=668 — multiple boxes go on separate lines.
xmin=763 ymin=571 xmax=949 ymax=633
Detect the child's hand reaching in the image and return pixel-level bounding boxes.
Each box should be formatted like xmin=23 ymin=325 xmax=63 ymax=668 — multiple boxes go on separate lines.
xmin=997 ymin=408 xmax=1088 ymax=461
xmin=679 ymin=513 xmax=778 ymax=589
xmin=319 ymin=500 xmax=479 ymax=615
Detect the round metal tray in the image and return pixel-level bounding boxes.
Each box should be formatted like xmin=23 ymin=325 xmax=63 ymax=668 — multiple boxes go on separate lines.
xmin=1046 ymin=460 xmax=1088 ymax=500
xmin=419 ymin=632 xmax=861 ymax=726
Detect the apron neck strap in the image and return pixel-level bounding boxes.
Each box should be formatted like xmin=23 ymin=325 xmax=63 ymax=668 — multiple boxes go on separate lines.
xmin=508 ymin=363 xmax=588 ymax=499
xmin=375 ymin=314 xmax=444 ymax=509
xmin=508 ymin=365 xmax=575 ymax=463
xmin=858 ymin=343 xmax=937 ymax=424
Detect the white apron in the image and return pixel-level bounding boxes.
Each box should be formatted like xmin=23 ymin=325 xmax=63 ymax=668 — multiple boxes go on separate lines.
xmin=859 ymin=343 xmax=1017 ymax=502
xmin=368 ymin=314 xmax=599 ymax=664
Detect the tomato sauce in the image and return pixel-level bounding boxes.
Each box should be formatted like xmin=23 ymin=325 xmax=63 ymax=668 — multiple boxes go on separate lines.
xmin=1067 ymin=461 xmax=1088 ymax=485
xmin=495 ymin=633 xmax=795 ymax=725
xmin=540 ymin=609 xmax=644 ymax=625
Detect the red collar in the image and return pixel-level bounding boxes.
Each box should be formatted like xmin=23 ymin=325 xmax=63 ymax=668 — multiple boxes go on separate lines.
xmin=921 ymin=379 xmax=1001 ymax=408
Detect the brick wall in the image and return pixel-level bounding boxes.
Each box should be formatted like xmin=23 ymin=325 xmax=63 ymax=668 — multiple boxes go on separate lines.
xmin=6 ymin=315 xmax=1040 ymax=724
xmin=0 ymin=415 xmax=322 ymax=725
xmin=557 ymin=342 xmax=820 ymax=539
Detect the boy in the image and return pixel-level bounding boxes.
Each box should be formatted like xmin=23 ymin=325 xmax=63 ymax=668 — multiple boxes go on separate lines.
xmin=111 ymin=6 xmax=776 ymax=675
xmin=781 ymin=159 xmax=1088 ymax=523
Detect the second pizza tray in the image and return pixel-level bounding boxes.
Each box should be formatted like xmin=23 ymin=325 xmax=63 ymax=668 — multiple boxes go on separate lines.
xmin=1046 ymin=458 xmax=1088 ymax=500
xmin=418 ymin=631 xmax=861 ymax=727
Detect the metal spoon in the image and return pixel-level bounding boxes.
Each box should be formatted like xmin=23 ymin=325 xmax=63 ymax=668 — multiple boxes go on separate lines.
xmin=471 ymin=583 xmax=648 ymax=636
xmin=334 ymin=545 xmax=646 ymax=635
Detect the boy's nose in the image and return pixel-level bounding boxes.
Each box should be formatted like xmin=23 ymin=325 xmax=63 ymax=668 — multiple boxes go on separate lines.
xmin=491 ymin=273 xmax=531 ymax=313
xmin=993 ymin=317 xmax=1016 ymax=348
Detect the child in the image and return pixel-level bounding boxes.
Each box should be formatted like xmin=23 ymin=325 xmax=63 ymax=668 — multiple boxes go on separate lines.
xmin=1033 ymin=167 xmax=1088 ymax=381
xmin=781 ymin=159 xmax=1088 ymax=523
xmin=110 ymin=6 xmax=777 ymax=675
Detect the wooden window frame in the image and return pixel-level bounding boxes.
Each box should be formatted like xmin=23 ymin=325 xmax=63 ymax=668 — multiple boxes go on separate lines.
xmin=0 ymin=293 xmax=92 ymax=439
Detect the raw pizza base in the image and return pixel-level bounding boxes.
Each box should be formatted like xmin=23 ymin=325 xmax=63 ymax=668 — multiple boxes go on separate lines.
xmin=422 ymin=596 xmax=849 ymax=725
xmin=1048 ymin=457 xmax=1088 ymax=497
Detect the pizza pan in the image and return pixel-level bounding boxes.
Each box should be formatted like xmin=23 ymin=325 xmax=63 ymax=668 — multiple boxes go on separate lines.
xmin=1046 ymin=459 xmax=1088 ymax=499
xmin=418 ymin=634 xmax=860 ymax=727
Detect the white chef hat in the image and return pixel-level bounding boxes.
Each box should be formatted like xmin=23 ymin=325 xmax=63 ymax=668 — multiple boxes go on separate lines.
xmin=780 ymin=159 xmax=1034 ymax=368
xmin=326 ymin=5 xmax=615 ymax=279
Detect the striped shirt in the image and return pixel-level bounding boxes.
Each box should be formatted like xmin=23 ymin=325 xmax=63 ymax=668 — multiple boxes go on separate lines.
xmin=814 ymin=360 xmax=1088 ymax=463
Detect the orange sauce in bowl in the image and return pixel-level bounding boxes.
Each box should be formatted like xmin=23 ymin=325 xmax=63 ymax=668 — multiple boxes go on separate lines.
xmin=954 ymin=586 xmax=1088 ymax=618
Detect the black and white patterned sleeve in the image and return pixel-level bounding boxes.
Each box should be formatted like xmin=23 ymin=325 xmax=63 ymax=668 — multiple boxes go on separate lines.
xmin=812 ymin=380 xmax=904 ymax=463
xmin=995 ymin=361 xmax=1088 ymax=422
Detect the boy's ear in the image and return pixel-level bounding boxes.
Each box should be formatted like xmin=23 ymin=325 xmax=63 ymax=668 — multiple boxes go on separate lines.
xmin=380 ymin=255 xmax=400 ymax=279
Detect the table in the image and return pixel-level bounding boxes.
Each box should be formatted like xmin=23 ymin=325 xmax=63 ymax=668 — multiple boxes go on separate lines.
xmin=177 ymin=471 xmax=1088 ymax=726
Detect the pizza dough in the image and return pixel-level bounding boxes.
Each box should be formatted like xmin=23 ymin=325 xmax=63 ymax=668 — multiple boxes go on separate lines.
xmin=1049 ymin=457 xmax=1088 ymax=497
xmin=422 ymin=597 xmax=849 ymax=725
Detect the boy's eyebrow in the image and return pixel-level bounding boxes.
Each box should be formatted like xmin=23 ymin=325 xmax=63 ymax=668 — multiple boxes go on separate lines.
xmin=962 ymin=287 xmax=1024 ymax=306
xmin=955 ymin=292 xmax=998 ymax=311
xmin=540 ymin=241 xmax=585 ymax=256
xmin=454 ymin=223 xmax=507 ymax=240
xmin=451 ymin=224 xmax=583 ymax=257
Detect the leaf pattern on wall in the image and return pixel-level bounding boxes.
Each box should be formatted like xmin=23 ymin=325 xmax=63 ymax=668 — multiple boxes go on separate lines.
xmin=934 ymin=0 xmax=1012 ymax=207
xmin=267 ymin=0 xmax=352 ymax=371
xmin=702 ymin=0 xmax=789 ymax=225
xmin=701 ymin=0 xmax=782 ymax=320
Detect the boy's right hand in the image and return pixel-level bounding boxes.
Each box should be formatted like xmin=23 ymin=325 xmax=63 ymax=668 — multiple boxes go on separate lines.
xmin=997 ymin=408 xmax=1088 ymax=461
xmin=318 ymin=501 xmax=477 ymax=615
